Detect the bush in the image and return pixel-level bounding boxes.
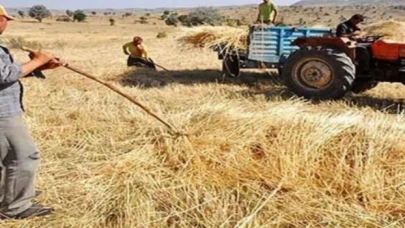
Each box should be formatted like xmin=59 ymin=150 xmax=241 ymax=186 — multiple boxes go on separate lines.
xmin=92 ymin=11 xmax=97 ymax=15
xmin=73 ymin=10 xmax=87 ymax=22
xmin=6 ymin=37 xmax=42 ymax=49
xmin=163 ymin=10 xmax=170 ymax=15
xmin=56 ymin=16 xmax=72 ymax=22
xmin=109 ymin=18 xmax=115 ymax=26
xmin=66 ymin=10 xmax=74 ymax=17
xmin=29 ymin=5 xmax=51 ymax=23
xmin=140 ymin=16 xmax=148 ymax=24
xmin=18 ymin=10 xmax=25 ymax=18
xmin=165 ymin=15 xmax=179 ymax=26
xmin=123 ymin=12 xmax=132 ymax=17
xmin=224 ymin=19 xmax=241 ymax=27
xmin=156 ymin=32 xmax=167 ymax=38
xmin=169 ymin=8 xmax=223 ymax=27
xmin=177 ymin=15 xmax=188 ymax=24
xmin=299 ymin=18 xmax=304 ymax=25
xmin=188 ymin=8 xmax=223 ymax=26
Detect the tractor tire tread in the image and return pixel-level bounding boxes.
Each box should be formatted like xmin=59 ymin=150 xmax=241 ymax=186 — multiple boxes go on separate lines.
xmin=282 ymin=48 xmax=355 ymax=100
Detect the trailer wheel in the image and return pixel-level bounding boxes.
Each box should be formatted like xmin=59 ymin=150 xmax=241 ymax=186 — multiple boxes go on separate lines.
xmin=282 ymin=48 xmax=355 ymax=100
xmin=222 ymin=54 xmax=241 ymax=78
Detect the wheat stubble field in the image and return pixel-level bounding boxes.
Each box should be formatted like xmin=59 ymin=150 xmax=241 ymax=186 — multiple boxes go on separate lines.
xmin=2 ymin=18 xmax=405 ymax=227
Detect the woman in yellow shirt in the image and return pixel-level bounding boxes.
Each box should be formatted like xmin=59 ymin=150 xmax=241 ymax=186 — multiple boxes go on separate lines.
xmin=123 ymin=36 xmax=156 ymax=69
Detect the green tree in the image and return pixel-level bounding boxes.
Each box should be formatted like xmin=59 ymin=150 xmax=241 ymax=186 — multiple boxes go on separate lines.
xmin=73 ymin=10 xmax=87 ymax=22
xmin=66 ymin=10 xmax=74 ymax=17
xmin=165 ymin=15 xmax=179 ymax=26
xmin=109 ymin=18 xmax=115 ymax=26
xmin=18 ymin=10 xmax=25 ymax=18
xmin=29 ymin=5 xmax=51 ymax=23
xmin=185 ymin=7 xmax=223 ymax=26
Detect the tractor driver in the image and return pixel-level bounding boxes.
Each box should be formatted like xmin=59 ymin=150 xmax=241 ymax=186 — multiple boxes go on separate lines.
xmin=337 ymin=14 xmax=370 ymax=73
xmin=336 ymin=14 xmax=365 ymax=38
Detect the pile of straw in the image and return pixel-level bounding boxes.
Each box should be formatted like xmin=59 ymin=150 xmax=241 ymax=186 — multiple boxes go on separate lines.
xmin=177 ymin=26 xmax=248 ymax=53
xmin=363 ymin=20 xmax=405 ymax=42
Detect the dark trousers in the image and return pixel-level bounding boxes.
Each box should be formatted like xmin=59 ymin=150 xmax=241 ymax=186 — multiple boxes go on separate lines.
xmin=127 ymin=56 xmax=157 ymax=70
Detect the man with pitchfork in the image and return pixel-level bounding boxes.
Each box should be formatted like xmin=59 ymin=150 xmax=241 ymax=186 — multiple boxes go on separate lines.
xmin=0 ymin=5 xmax=66 ymax=220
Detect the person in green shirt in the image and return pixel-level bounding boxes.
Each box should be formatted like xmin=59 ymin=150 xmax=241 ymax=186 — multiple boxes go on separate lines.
xmin=256 ymin=0 xmax=279 ymax=25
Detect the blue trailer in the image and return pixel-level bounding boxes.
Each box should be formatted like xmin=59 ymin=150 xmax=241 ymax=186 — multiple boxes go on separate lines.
xmin=217 ymin=25 xmax=395 ymax=100
xmin=218 ymin=25 xmax=333 ymax=78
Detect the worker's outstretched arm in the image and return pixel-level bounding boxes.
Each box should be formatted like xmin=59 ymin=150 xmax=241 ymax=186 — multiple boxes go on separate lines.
xmin=256 ymin=8 xmax=262 ymax=23
xmin=122 ymin=43 xmax=130 ymax=55
xmin=0 ymin=52 xmax=53 ymax=84
xmin=272 ymin=7 xmax=279 ymax=24
xmin=345 ymin=31 xmax=364 ymax=39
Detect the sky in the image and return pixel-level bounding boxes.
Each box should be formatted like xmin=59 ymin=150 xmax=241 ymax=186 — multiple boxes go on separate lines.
xmin=2 ymin=0 xmax=299 ymax=9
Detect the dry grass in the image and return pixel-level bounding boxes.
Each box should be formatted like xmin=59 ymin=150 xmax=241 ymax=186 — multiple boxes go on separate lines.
xmin=364 ymin=20 xmax=405 ymax=42
xmin=177 ymin=26 xmax=248 ymax=52
xmin=2 ymin=18 xmax=405 ymax=227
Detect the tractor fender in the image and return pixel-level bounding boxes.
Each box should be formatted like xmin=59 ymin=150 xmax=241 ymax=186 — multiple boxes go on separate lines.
xmin=291 ymin=37 xmax=357 ymax=61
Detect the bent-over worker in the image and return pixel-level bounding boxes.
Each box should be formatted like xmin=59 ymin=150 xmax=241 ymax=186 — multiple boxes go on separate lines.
xmin=0 ymin=5 xmax=66 ymax=220
xmin=256 ymin=0 xmax=278 ymax=25
xmin=122 ymin=36 xmax=156 ymax=70
xmin=336 ymin=14 xmax=365 ymax=38
xmin=336 ymin=14 xmax=369 ymax=73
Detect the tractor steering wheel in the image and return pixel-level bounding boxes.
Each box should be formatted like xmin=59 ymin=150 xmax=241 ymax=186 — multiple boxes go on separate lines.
xmin=353 ymin=34 xmax=384 ymax=43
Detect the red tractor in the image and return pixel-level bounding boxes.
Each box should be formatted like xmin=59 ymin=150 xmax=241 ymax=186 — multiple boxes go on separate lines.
xmin=282 ymin=35 xmax=405 ymax=100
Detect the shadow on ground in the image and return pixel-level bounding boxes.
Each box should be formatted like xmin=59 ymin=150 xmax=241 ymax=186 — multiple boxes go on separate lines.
xmin=241 ymin=88 xmax=405 ymax=114
xmin=118 ymin=67 xmax=405 ymax=115
xmin=117 ymin=67 xmax=283 ymax=89
xmin=343 ymin=96 xmax=405 ymax=114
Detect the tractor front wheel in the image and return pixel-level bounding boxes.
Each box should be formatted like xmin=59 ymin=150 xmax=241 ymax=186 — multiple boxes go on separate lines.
xmin=282 ymin=48 xmax=355 ymax=100
xmin=222 ymin=54 xmax=241 ymax=78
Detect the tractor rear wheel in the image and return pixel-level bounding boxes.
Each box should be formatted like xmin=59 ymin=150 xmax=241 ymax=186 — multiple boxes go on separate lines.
xmin=282 ymin=48 xmax=355 ymax=100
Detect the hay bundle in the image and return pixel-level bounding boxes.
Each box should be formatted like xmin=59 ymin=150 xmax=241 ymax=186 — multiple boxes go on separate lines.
xmin=363 ymin=20 xmax=405 ymax=42
xmin=177 ymin=26 xmax=248 ymax=53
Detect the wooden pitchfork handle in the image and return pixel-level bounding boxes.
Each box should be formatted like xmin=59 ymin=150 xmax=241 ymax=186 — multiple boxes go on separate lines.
xmin=135 ymin=56 xmax=171 ymax=72
xmin=21 ymin=46 xmax=179 ymax=134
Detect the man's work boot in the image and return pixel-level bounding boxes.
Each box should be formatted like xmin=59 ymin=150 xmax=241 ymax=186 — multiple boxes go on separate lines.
xmin=0 ymin=203 xmax=54 ymax=220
